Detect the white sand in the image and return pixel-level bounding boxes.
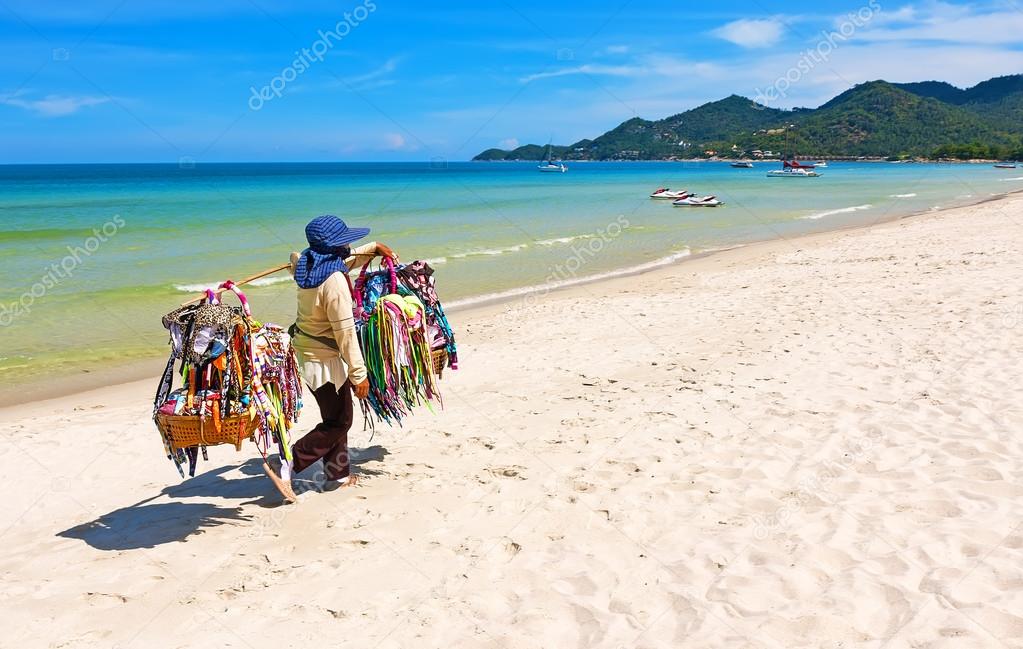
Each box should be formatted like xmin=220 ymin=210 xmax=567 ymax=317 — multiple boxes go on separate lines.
xmin=3 ymin=195 xmax=1023 ymax=648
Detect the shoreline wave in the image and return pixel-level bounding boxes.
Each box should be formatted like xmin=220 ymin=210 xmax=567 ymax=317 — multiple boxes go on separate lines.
xmin=536 ymin=234 xmax=596 ymax=246
xmin=446 ymin=248 xmax=693 ymax=311
xmin=801 ymin=204 xmax=873 ymax=220
xmin=173 ymin=275 xmax=293 ymax=292
xmin=450 ymin=243 xmax=528 ymax=259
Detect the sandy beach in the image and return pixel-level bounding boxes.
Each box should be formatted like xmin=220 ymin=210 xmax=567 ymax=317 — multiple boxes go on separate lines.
xmin=3 ymin=193 xmax=1023 ymax=648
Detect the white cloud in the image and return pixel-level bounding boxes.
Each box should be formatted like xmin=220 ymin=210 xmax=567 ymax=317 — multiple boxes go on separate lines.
xmin=855 ymin=3 xmax=1023 ymax=44
xmin=865 ymin=5 xmax=917 ymax=26
xmin=499 ymin=138 xmax=519 ymax=149
xmin=0 ymin=93 xmax=110 ymax=117
xmin=712 ymin=18 xmax=786 ymax=48
xmin=520 ymin=64 xmax=640 ymax=83
xmin=343 ymin=57 xmax=402 ymax=91
xmin=383 ymin=132 xmax=406 ymax=149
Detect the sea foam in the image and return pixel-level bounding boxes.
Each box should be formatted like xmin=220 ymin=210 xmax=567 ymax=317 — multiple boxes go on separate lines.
xmin=536 ymin=234 xmax=595 ymax=246
xmin=450 ymin=243 xmax=528 ymax=258
xmin=174 ymin=275 xmax=292 ymax=292
xmin=445 ymin=248 xmax=692 ymax=310
xmin=801 ymin=204 xmax=873 ymax=220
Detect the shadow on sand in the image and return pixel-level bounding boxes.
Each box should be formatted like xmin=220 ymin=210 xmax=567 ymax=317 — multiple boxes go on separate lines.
xmin=58 ymin=445 xmax=389 ymax=551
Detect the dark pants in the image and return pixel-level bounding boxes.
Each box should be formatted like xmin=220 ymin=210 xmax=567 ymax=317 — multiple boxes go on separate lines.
xmin=291 ymin=381 xmax=353 ymax=481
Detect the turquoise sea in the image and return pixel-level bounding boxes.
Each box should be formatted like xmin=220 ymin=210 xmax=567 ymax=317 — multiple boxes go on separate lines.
xmin=1 ymin=161 xmax=1020 ymax=389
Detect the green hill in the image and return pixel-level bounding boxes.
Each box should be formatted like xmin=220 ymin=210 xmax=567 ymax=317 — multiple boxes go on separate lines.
xmin=786 ymin=81 xmax=1009 ymax=157
xmin=661 ymin=95 xmax=787 ymax=141
xmin=473 ymin=74 xmax=1023 ymax=161
xmin=895 ymin=75 xmax=1023 ymax=107
xmin=892 ymin=81 xmax=965 ymax=104
xmin=960 ymin=75 xmax=1023 ymax=104
xmin=958 ymin=76 xmax=1023 ymax=136
xmin=575 ymin=96 xmax=787 ymax=160
xmin=895 ymin=75 xmax=1023 ymax=134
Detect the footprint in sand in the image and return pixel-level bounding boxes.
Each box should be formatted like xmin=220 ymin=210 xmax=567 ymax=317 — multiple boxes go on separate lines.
xmin=468 ymin=436 xmax=497 ymax=450
xmin=571 ymin=480 xmax=595 ymax=493
xmin=504 ymin=540 xmax=521 ymax=557
xmin=487 ymin=466 xmax=526 ymax=479
xmin=82 ymin=592 xmax=128 ymax=608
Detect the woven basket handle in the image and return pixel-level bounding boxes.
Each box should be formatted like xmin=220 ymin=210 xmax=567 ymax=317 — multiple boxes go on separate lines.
xmin=216 ymin=280 xmax=252 ymax=316
xmin=354 ymin=258 xmax=398 ymax=294
xmin=354 ymin=259 xmax=373 ymax=294
xmin=346 ymin=274 xmax=363 ymax=322
xmin=382 ymin=256 xmax=398 ymax=294
xmin=352 ymin=259 xmax=374 ymax=319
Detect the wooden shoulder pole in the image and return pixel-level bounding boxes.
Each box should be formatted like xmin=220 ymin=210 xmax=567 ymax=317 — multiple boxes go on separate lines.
xmin=179 ymin=262 xmax=292 ymax=307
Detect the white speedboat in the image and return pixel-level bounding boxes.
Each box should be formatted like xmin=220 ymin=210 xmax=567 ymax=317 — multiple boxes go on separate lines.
xmin=673 ymin=195 xmax=723 ymax=207
xmin=994 ymin=161 xmax=1018 ymax=169
xmin=730 ymin=161 xmax=754 ymax=168
xmin=815 ymin=161 xmax=828 ymax=168
xmin=767 ymin=168 xmax=820 ymax=178
xmin=650 ymin=188 xmax=690 ymax=199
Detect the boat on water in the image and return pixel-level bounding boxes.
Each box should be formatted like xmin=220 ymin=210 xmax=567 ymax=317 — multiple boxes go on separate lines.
xmin=815 ymin=161 xmax=828 ymax=168
xmin=767 ymin=167 xmax=820 ymax=178
xmin=785 ymin=159 xmax=817 ymax=169
xmin=650 ymin=188 xmax=690 ymax=199
xmin=768 ymin=159 xmax=821 ymax=177
xmin=673 ymin=195 xmax=723 ymax=207
xmin=537 ymin=142 xmax=567 ymax=173
xmin=538 ymin=161 xmax=567 ymax=172
xmin=730 ymin=161 xmax=754 ymax=168
xmin=994 ymin=161 xmax=1018 ymax=169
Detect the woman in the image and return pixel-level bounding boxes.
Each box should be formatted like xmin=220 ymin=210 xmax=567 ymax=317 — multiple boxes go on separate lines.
xmin=282 ymin=214 xmax=397 ymax=492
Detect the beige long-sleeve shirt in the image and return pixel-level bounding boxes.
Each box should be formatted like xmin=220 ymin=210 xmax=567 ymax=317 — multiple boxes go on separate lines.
xmin=289 ymin=242 xmax=377 ymax=391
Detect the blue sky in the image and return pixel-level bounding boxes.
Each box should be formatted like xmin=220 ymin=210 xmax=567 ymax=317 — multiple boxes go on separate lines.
xmin=1 ymin=0 xmax=1021 ymax=162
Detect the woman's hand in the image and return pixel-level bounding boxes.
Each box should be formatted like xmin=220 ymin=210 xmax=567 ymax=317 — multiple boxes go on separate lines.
xmin=354 ymin=378 xmax=370 ymax=400
xmin=376 ymin=243 xmax=399 ymax=263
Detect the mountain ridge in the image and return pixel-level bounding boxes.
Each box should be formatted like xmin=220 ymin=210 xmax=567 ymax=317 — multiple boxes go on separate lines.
xmin=474 ymin=75 xmax=1023 ymax=161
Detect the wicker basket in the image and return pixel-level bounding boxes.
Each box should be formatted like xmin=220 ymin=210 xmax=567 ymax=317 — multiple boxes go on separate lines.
xmin=431 ymin=348 xmax=448 ymax=378
xmin=156 ymin=408 xmax=260 ymax=452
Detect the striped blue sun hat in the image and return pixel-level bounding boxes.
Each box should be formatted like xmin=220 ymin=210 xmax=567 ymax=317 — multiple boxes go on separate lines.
xmin=294 ymin=215 xmax=370 ymax=289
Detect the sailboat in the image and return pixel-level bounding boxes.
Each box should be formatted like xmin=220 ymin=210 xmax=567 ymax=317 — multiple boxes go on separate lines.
xmin=767 ymin=160 xmax=820 ymax=177
xmin=538 ymin=142 xmax=567 ymax=173
xmin=768 ymin=128 xmax=821 ymax=177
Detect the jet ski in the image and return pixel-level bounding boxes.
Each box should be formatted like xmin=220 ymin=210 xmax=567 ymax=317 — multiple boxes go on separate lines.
xmin=673 ymin=195 xmax=723 ymax=207
xmin=650 ymin=188 xmax=690 ymax=199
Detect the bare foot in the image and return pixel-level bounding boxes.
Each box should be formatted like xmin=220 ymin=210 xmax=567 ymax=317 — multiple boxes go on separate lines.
xmin=326 ymin=474 xmax=358 ymax=491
